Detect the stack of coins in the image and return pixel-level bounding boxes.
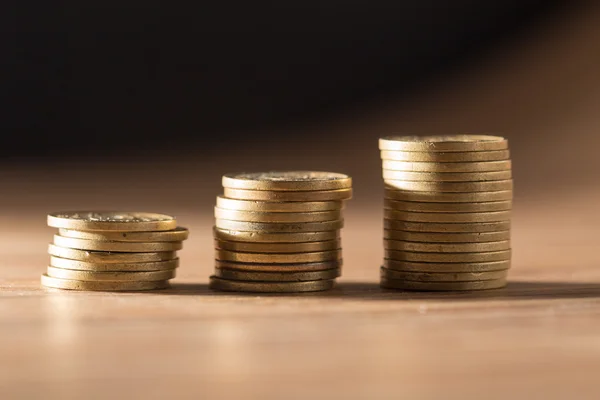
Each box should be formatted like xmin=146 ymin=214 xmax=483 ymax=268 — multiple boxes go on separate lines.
xmin=379 ymin=135 xmax=513 ymax=291
xmin=209 ymin=171 xmax=352 ymax=293
xmin=41 ymin=211 xmax=188 ymax=291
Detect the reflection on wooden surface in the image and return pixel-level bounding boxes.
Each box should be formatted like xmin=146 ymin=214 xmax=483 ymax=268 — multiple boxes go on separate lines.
xmin=2 ymin=4 xmax=600 ymax=398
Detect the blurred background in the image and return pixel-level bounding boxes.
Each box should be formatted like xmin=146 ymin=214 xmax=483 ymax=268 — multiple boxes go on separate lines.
xmin=3 ymin=4 xmax=600 ymax=397
xmin=3 ymin=1 xmax=598 ymax=196
xmin=1 ymin=1 xmax=599 ymax=269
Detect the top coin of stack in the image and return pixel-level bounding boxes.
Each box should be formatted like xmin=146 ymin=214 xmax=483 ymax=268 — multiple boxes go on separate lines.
xmin=210 ymin=171 xmax=352 ymax=293
xmin=42 ymin=211 xmax=189 ymax=291
xmin=379 ymin=135 xmax=513 ymax=291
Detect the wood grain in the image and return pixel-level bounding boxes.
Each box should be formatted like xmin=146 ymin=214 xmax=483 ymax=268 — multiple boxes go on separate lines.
xmin=3 ymin=5 xmax=600 ymax=398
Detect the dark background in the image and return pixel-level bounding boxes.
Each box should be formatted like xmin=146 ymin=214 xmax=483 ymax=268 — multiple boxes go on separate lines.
xmin=3 ymin=1 xmax=570 ymax=158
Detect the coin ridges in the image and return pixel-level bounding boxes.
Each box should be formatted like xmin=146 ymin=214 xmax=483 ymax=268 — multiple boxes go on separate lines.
xmin=47 ymin=211 xmax=177 ymax=231
xmin=222 ymin=171 xmax=352 ymax=191
xmin=209 ymin=276 xmax=336 ymax=293
xmin=380 ymin=276 xmax=507 ymax=291
xmin=40 ymin=274 xmax=170 ymax=291
xmin=379 ymin=135 xmax=508 ymax=152
xmin=379 ymin=135 xmax=513 ymax=291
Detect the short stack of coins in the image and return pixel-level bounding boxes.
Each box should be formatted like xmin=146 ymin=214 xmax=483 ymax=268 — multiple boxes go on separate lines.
xmin=41 ymin=211 xmax=188 ymax=291
xmin=379 ymin=135 xmax=512 ymax=291
xmin=209 ymin=171 xmax=352 ymax=293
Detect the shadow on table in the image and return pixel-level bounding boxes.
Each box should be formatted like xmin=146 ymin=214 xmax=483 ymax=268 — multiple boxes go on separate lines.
xmin=163 ymin=280 xmax=600 ymax=301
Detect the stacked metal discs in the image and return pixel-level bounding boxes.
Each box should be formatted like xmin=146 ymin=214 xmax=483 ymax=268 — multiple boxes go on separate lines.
xmin=41 ymin=211 xmax=188 ymax=291
xmin=379 ymin=135 xmax=513 ymax=291
xmin=210 ymin=171 xmax=352 ymax=293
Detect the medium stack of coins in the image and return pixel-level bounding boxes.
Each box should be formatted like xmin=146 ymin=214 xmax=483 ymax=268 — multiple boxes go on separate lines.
xmin=379 ymin=135 xmax=512 ymax=291
xmin=41 ymin=211 xmax=188 ymax=291
xmin=210 ymin=171 xmax=352 ymax=293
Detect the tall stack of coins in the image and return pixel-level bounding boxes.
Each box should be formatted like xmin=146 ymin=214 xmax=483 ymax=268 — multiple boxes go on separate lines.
xmin=41 ymin=212 xmax=188 ymax=291
xmin=379 ymin=135 xmax=512 ymax=291
xmin=210 ymin=172 xmax=352 ymax=293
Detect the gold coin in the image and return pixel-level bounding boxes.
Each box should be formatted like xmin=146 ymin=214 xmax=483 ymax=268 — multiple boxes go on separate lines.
xmin=209 ymin=276 xmax=335 ymax=293
xmin=385 ymin=249 xmax=511 ymax=262
xmin=47 ymin=211 xmax=177 ymax=231
xmin=216 ymin=196 xmax=343 ymax=212
xmin=380 ymin=150 xmax=510 ymax=162
xmin=384 ymin=240 xmax=510 ymax=252
xmin=53 ymin=235 xmax=183 ymax=252
xmin=384 ymin=210 xmax=511 ymax=223
xmin=40 ymin=274 xmax=170 ymax=291
xmin=214 ymin=207 xmax=341 ymax=223
xmin=214 ymin=227 xmax=339 ymax=243
xmin=380 ymin=276 xmax=507 ymax=291
xmin=380 ymin=266 xmax=508 ymax=282
xmin=215 ymin=219 xmax=344 ymax=233
xmin=379 ymin=135 xmax=508 ymax=152
xmin=58 ymin=227 xmax=189 ymax=242
xmin=48 ymin=244 xmax=176 ymax=263
xmin=46 ymin=266 xmax=176 ymax=282
xmin=385 ymin=189 xmax=513 ymax=203
xmin=215 ymin=249 xmax=341 ymax=263
xmin=384 ymin=219 xmax=511 ymax=232
xmin=382 ymin=170 xmax=512 ymax=182
xmin=384 ymin=229 xmax=511 ymax=243
xmin=223 ymin=188 xmax=352 ymax=202
xmin=49 ymin=256 xmax=179 ymax=272
xmin=215 ymin=239 xmax=341 ymax=253
xmin=215 ymin=259 xmax=342 ymax=272
xmin=381 ymin=160 xmax=512 ymax=172
xmin=384 ymin=179 xmax=513 ymax=193
xmin=214 ymin=268 xmax=341 ymax=282
xmin=384 ymin=199 xmax=512 ymax=212
xmin=384 ymin=259 xmax=510 ymax=272
xmin=222 ymin=171 xmax=352 ymax=191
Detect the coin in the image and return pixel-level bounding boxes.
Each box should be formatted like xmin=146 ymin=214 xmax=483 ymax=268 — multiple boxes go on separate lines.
xmin=209 ymin=276 xmax=335 ymax=293
xmin=384 ymin=239 xmax=510 ymax=252
xmin=385 ymin=249 xmax=511 ymax=262
xmin=215 ymin=219 xmax=344 ymax=232
xmin=379 ymin=135 xmax=508 ymax=152
xmin=215 ymin=259 xmax=342 ymax=272
xmin=216 ymin=196 xmax=343 ymax=212
xmin=384 ymin=230 xmax=511 ymax=243
xmin=380 ymin=150 xmax=510 ymax=162
xmin=384 ymin=259 xmax=510 ymax=272
xmin=214 ymin=268 xmax=341 ymax=282
xmin=380 ymin=267 xmax=508 ymax=282
xmin=384 ymin=199 xmax=512 ymax=213
xmin=214 ymin=207 xmax=342 ymax=223
xmin=380 ymin=276 xmax=507 ymax=291
xmin=223 ymin=188 xmax=352 ymax=202
xmin=384 ymin=210 xmax=511 ymax=223
xmin=46 ymin=266 xmax=176 ymax=282
xmin=215 ymin=239 xmax=341 ymax=253
xmin=53 ymin=235 xmax=183 ymax=252
xmin=384 ymin=219 xmax=511 ymax=232
xmin=385 ymin=189 xmax=513 ymax=203
xmin=49 ymin=256 xmax=179 ymax=272
xmin=47 ymin=211 xmax=177 ymax=231
xmin=384 ymin=179 xmax=513 ymax=192
xmin=382 ymin=170 xmax=512 ymax=182
xmin=214 ymin=227 xmax=340 ymax=243
xmin=40 ymin=274 xmax=170 ymax=291
xmin=48 ymin=244 xmax=176 ymax=263
xmin=215 ymin=249 xmax=341 ymax=263
xmin=381 ymin=160 xmax=512 ymax=172
xmin=58 ymin=227 xmax=189 ymax=242
xmin=222 ymin=171 xmax=352 ymax=191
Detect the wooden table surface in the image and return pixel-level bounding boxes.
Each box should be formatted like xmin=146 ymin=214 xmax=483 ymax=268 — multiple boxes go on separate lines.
xmin=3 ymin=5 xmax=600 ymax=398
xmin=1 ymin=167 xmax=600 ymax=399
